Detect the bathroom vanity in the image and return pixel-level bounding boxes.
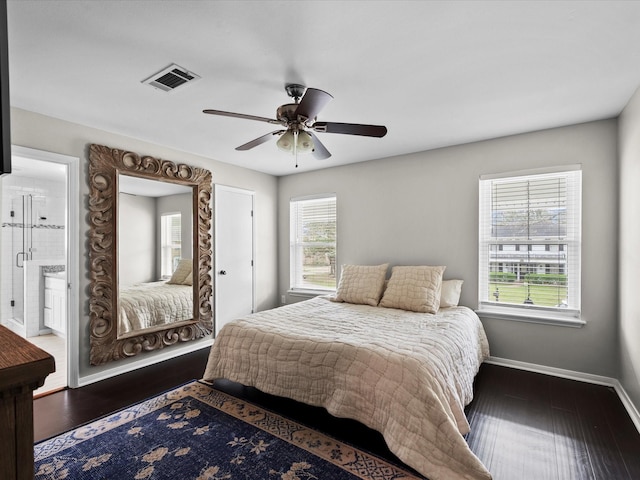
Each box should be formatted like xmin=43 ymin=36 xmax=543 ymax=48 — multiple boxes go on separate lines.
xmin=43 ymin=271 xmax=66 ymax=334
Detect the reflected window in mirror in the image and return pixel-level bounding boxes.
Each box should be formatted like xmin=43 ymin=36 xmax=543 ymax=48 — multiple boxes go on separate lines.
xmin=161 ymin=212 xmax=182 ymax=279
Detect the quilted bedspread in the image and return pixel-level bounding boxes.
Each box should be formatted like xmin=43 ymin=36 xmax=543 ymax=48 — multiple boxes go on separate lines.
xmin=118 ymin=281 xmax=193 ymax=334
xmin=203 ymin=296 xmax=492 ymax=480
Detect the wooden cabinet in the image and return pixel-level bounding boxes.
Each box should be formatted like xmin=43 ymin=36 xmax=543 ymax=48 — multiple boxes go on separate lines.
xmin=43 ymin=276 xmax=66 ymax=334
xmin=0 ymin=326 xmax=55 ymax=480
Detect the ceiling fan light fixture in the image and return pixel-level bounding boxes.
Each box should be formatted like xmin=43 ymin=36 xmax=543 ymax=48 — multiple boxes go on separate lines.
xmin=297 ymin=131 xmax=314 ymax=153
xmin=276 ymin=130 xmax=295 ymax=152
xmin=276 ymin=129 xmax=314 ymax=154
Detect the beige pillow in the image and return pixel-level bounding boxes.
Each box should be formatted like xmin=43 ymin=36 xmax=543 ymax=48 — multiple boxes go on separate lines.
xmin=181 ymin=271 xmax=193 ymax=286
xmin=379 ymin=265 xmax=446 ymax=313
xmin=167 ymin=258 xmax=192 ymax=285
xmin=332 ymin=263 xmax=389 ymax=306
xmin=440 ymin=279 xmax=463 ymax=308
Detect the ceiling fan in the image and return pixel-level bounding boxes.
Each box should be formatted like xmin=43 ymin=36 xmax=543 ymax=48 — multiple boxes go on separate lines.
xmin=203 ymin=84 xmax=387 ymax=167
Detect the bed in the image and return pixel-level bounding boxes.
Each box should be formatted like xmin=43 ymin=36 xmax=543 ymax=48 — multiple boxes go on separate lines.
xmin=203 ymin=264 xmax=492 ymax=480
xmin=118 ymin=281 xmax=193 ymax=334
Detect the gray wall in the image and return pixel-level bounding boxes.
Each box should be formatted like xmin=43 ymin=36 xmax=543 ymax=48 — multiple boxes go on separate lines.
xmin=279 ymin=119 xmax=619 ymax=378
xmin=10 ymin=107 xmax=279 ymax=383
xmin=118 ymin=192 xmax=156 ymax=286
xmin=118 ymin=192 xmax=193 ymax=287
xmin=619 ymin=87 xmax=640 ymax=409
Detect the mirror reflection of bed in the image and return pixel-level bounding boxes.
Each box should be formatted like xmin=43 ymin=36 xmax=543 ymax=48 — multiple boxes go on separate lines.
xmin=117 ymin=174 xmax=194 ymax=338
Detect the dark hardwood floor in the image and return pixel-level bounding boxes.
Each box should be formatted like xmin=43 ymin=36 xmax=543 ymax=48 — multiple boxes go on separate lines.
xmin=34 ymin=348 xmax=640 ymax=480
xmin=466 ymin=364 xmax=640 ymax=480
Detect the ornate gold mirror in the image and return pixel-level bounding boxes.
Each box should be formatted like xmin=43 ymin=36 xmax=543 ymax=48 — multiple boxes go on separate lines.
xmin=88 ymin=144 xmax=213 ymax=365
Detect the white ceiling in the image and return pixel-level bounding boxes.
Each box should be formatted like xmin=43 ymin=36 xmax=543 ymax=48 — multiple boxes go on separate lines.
xmin=119 ymin=174 xmax=192 ymax=197
xmin=7 ymin=1 xmax=640 ymax=177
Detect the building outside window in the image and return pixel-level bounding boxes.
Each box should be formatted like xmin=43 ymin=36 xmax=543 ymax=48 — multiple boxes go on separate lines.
xmin=290 ymin=194 xmax=337 ymax=292
xmin=478 ymin=166 xmax=581 ymax=320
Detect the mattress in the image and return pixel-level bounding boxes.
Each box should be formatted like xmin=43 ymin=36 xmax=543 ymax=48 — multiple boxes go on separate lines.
xmin=203 ymin=296 xmax=491 ymax=480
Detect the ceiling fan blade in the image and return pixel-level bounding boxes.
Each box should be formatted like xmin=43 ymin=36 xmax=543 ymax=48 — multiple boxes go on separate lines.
xmin=235 ymin=130 xmax=285 ymax=151
xmin=313 ymin=121 xmax=387 ymax=138
xmin=295 ymin=88 xmax=333 ymax=122
xmin=309 ymin=132 xmax=331 ymax=160
xmin=203 ymin=109 xmax=281 ymax=125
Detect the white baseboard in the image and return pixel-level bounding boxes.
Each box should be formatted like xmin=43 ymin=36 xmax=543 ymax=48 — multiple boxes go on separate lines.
xmin=77 ymin=339 xmax=213 ymax=388
xmin=486 ymin=356 xmax=640 ymax=434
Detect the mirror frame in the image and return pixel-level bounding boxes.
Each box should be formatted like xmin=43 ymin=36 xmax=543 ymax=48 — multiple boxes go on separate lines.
xmin=88 ymin=143 xmax=213 ymax=365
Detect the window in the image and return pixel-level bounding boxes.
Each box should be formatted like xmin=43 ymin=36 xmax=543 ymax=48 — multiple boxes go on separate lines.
xmin=478 ymin=166 xmax=582 ymax=322
xmin=160 ymin=212 xmax=182 ymax=278
xmin=290 ymin=194 xmax=337 ymax=292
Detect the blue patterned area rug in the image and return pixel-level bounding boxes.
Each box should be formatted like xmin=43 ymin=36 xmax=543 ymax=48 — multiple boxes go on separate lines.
xmin=34 ymin=380 xmax=424 ymax=479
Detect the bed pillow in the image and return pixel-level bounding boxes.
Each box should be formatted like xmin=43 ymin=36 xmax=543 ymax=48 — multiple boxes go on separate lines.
xmin=379 ymin=265 xmax=446 ymax=313
xmin=167 ymin=258 xmax=192 ymax=285
xmin=181 ymin=271 xmax=193 ymax=286
xmin=440 ymin=279 xmax=463 ymax=308
xmin=332 ymin=263 xmax=389 ymax=306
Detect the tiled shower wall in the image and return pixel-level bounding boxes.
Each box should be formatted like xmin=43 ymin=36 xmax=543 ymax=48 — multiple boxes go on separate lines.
xmin=0 ymin=173 xmax=66 ymax=328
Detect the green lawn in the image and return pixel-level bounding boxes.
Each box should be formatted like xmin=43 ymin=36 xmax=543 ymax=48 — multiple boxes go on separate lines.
xmin=489 ymin=282 xmax=568 ymax=307
xmin=301 ymin=265 xmax=336 ymax=289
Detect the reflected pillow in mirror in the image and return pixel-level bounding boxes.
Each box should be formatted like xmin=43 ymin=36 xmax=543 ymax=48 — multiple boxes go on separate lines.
xmin=182 ymin=271 xmax=193 ymax=286
xmin=167 ymin=258 xmax=192 ymax=284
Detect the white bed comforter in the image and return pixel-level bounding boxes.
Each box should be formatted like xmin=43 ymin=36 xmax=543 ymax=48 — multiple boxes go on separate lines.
xmin=203 ymin=296 xmax=491 ymax=480
xmin=118 ymin=281 xmax=193 ymax=334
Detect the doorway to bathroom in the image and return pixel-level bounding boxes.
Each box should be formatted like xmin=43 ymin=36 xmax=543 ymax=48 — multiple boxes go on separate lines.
xmin=0 ymin=146 xmax=79 ymax=395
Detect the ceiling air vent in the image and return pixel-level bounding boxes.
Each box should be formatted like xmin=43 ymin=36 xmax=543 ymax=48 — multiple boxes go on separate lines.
xmin=142 ymin=63 xmax=200 ymax=92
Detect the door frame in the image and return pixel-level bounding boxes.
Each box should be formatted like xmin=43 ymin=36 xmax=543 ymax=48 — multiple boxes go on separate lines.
xmin=11 ymin=145 xmax=80 ymax=388
xmin=214 ymin=184 xmax=255 ymax=336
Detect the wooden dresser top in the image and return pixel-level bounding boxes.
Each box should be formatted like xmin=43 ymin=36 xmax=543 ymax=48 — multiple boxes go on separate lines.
xmin=0 ymin=326 xmax=55 ymax=393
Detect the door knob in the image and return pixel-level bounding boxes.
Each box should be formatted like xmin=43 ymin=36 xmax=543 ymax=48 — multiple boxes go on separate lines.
xmin=219 ymin=270 xmax=227 ymax=275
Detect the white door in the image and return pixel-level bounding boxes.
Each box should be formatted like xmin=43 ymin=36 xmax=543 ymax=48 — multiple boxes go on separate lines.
xmin=215 ymin=185 xmax=255 ymax=335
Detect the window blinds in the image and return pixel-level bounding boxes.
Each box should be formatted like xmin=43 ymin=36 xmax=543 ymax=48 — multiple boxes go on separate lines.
xmin=479 ymin=167 xmax=581 ymax=316
xmin=290 ymin=194 xmax=337 ymax=291
xmin=161 ymin=213 xmax=182 ymax=277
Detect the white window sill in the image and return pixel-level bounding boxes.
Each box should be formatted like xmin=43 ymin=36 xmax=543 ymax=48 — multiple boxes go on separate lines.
xmin=476 ymin=308 xmax=585 ymax=328
xmin=287 ymin=289 xmax=335 ymax=298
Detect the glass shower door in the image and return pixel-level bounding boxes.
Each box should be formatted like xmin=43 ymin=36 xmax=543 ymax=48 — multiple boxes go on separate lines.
xmin=1 ymin=192 xmax=42 ymax=329
xmin=8 ymin=194 xmax=35 ymax=326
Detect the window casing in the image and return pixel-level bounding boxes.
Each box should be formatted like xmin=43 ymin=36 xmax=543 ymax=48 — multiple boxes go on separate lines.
xmin=290 ymin=194 xmax=337 ymax=292
xmin=478 ymin=166 xmax=582 ymax=322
